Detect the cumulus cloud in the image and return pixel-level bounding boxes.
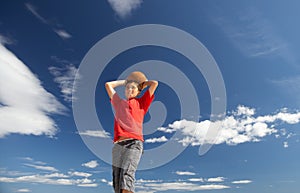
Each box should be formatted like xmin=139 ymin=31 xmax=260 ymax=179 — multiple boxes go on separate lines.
xmin=107 ymin=0 xmax=142 ymax=19
xmin=145 ymin=136 xmax=168 ymax=143
xmin=157 ymin=127 xmax=174 ymax=133
xmin=81 ymin=160 xmax=99 ymax=169
xmin=0 ymin=40 xmax=66 ymax=138
xmin=158 ymin=105 xmax=300 ymax=147
xmin=207 ymin=177 xmax=225 ymax=182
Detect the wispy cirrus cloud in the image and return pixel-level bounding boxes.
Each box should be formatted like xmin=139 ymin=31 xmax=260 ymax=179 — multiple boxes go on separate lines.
xmin=25 ymin=2 xmax=72 ymax=40
xmin=107 ymin=0 xmax=143 ymax=19
xmin=210 ymin=6 xmax=295 ymax=63
xmin=270 ymin=76 xmax=300 ymax=107
xmin=48 ymin=64 xmax=78 ymax=103
xmin=0 ymin=34 xmax=14 ymax=45
xmin=0 ymin=37 xmax=66 ymax=138
xmin=77 ymin=130 xmax=111 ymax=138
xmin=24 ymin=164 xmax=58 ymax=172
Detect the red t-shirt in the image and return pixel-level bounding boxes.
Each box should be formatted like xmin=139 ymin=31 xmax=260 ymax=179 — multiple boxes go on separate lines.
xmin=111 ymin=90 xmax=154 ymax=142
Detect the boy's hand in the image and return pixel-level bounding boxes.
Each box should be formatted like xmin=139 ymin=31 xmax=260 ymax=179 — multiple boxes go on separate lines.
xmin=139 ymin=80 xmax=158 ymax=96
xmin=138 ymin=81 xmax=147 ymax=91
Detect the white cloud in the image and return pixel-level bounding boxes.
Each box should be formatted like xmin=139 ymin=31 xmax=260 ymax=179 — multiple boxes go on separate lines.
xmin=141 ymin=182 xmax=229 ymax=191
xmin=235 ymin=105 xmax=255 ymax=116
xmin=0 ymin=174 xmax=71 ymax=185
xmin=101 ymin=178 xmax=113 ymax=186
xmin=145 ymin=136 xmax=168 ymax=143
xmin=107 ymin=0 xmax=142 ymax=19
xmin=207 ymin=177 xmax=225 ymax=182
xmin=0 ymin=171 xmax=97 ymax=187
xmin=78 ymin=130 xmax=111 ymax=138
xmin=16 ymin=189 xmax=31 ymax=192
xmin=53 ymin=29 xmax=72 ymax=40
xmin=25 ymin=3 xmax=47 ymax=24
xmin=82 ymin=160 xmax=99 ymax=169
xmin=1 ymin=158 xmax=98 ymax=188
xmin=0 ymin=34 xmax=13 ymax=45
xmin=188 ymin=178 xmax=204 ymax=182
xmin=157 ymin=127 xmax=175 ymax=133
xmin=68 ymin=171 xmax=92 ymax=178
xmin=175 ymin=171 xmax=196 ymax=176
xmin=137 ymin=179 xmax=162 ymax=183
xmin=77 ymin=183 xmax=98 ymax=187
xmin=25 ymin=3 xmax=72 ymax=39
xmin=283 ymin=141 xmax=288 ymax=148
xmin=24 ymin=164 xmax=58 ymax=172
xmin=0 ymin=41 xmax=66 ymax=138
xmin=49 ymin=64 xmax=79 ymax=102
xmin=159 ymin=105 xmax=300 ymax=147
xmin=232 ymin=180 xmax=252 ymax=184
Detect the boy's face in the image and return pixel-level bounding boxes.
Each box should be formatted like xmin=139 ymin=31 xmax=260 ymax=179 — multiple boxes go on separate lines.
xmin=125 ymin=81 xmax=140 ymax=99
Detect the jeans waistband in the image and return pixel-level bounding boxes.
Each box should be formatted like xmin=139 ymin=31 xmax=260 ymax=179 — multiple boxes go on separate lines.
xmin=115 ymin=139 xmax=142 ymax=146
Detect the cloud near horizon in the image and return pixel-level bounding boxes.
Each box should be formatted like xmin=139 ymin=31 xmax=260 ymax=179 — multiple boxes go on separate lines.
xmin=0 ymin=157 xmax=251 ymax=192
xmin=0 ymin=40 xmax=66 ymax=138
xmin=0 ymin=158 xmax=98 ymax=187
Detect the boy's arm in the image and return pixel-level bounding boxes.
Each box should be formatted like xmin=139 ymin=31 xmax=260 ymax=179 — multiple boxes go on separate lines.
xmin=105 ymin=80 xmax=126 ymax=99
xmin=141 ymin=80 xmax=158 ymax=97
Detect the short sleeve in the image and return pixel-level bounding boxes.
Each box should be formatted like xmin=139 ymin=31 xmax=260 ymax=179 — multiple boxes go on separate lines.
xmin=138 ymin=89 xmax=154 ymax=113
xmin=110 ymin=92 xmax=121 ymax=107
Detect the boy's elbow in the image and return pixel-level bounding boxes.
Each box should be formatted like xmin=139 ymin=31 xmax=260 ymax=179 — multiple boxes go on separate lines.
xmin=105 ymin=82 xmax=110 ymax=88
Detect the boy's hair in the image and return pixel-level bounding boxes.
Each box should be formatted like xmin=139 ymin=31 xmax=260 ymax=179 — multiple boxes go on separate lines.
xmin=125 ymin=80 xmax=143 ymax=91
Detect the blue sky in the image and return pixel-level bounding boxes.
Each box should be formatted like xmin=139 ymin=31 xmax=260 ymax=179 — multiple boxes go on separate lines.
xmin=1 ymin=0 xmax=300 ymax=193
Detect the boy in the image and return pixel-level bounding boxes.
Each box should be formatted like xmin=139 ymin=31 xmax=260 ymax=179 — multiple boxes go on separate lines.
xmin=105 ymin=75 xmax=158 ymax=193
